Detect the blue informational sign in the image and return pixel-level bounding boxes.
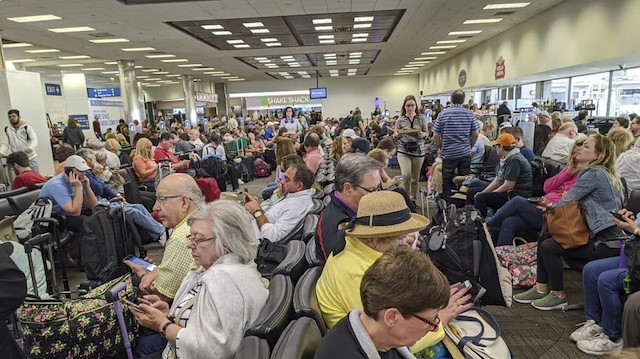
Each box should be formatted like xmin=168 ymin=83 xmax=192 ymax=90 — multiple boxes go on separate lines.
xmin=45 ymin=83 xmax=62 ymax=96
xmin=309 ymin=87 xmax=327 ymax=99
xmin=87 ymin=87 xmax=121 ymax=98
xmin=71 ymin=114 xmax=90 ymax=130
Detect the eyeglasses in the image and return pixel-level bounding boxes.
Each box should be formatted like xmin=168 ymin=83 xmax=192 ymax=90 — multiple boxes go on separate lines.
xmin=155 ymin=194 xmax=183 ymax=205
xmin=186 ymin=234 xmax=215 ymax=245
xmin=412 ymin=313 xmax=440 ymax=331
xmin=355 ymin=183 xmax=383 ymax=193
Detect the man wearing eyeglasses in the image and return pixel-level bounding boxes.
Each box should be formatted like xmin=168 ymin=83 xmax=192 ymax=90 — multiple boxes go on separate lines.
xmin=541 ymin=122 xmax=579 ymax=164
xmin=125 ymin=173 xmax=204 ymax=302
xmin=243 ymin=163 xmax=315 ymax=242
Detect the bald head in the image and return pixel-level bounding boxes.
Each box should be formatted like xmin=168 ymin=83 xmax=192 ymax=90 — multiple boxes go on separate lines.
xmin=558 ymin=122 xmax=578 ymax=139
xmin=154 ymin=173 xmax=204 ymax=228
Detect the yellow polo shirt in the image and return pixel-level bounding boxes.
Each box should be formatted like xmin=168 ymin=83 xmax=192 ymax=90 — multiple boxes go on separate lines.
xmin=154 ymin=215 xmax=197 ymax=299
xmin=316 ymin=235 xmax=445 ymax=352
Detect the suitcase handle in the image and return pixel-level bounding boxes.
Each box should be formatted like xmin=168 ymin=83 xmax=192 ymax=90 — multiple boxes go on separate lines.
xmin=24 ymin=233 xmax=52 ymax=253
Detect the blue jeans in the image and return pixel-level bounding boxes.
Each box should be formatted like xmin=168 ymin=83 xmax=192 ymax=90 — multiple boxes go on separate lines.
xmin=142 ymin=180 xmax=156 ymax=192
xmin=262 ymin=182 xmax=279 ymax=200
xmin=485 ymin=196 xmax=543 ymax=246
xmin=103 ymin=202 xmax=165 ymax=240
xmin=583 ymin=256 xmax=626 ymax=338
xmin=464 ymin=179 xmax=490 ymax=206
xmin=133 ymin=333 xmax=166 ymax=358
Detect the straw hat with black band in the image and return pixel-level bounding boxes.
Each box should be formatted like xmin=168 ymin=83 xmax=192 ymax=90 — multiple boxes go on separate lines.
xmin=339 ymin=191 xmax=430 ymax=239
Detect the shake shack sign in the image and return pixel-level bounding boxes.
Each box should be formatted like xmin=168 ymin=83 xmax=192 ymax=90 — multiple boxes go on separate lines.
xmin=261 ymin=95 xmax=310 ymax=105
xmin=458 ymin=69 xmax=467 ymax=87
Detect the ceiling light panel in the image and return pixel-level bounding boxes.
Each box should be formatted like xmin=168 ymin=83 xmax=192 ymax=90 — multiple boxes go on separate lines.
xmin=82 ymin=67 xmax=104 ymax=71
xmin=483 ymin=2 xmax=531 ymax=10
xmin=60 ymin=55 xmax=91 ymax=59
xmin=312 ymin=19 xmax=332 ymax=24
xmin=9 ymin=59 xmax=35 ymax=63
xmin=234 ymin=44 xmax=250 ymax=48
xmin=463 ymin=18 xmax=503 ymax=24
xmin=352 ymin=33 xmax=368 ymax=38
xmin=153 ymin=71 xmax=169 ymax=74
xmin=3 ymin=43 xmax=33 ymax=48
xmin=354 ymin=16 xmax=374 ymax=22
xmin=266 ymin=42 xmax=282 ymax=46
xmin=430 ymin=45 xmax=456 ymax=49
xmin=202 ymin=24 xmax=224 ymax=30
xmin=89 ymin=38 xmax=130 ymax=43
xmin=261 ymin=38 xmax=278 ymax=42
xmin=178 ymin=64 xmax=202 ymax=67
xmin=250 ymin=28 xmax=270 ymax=34
xmin=352 ymin=38 xmax=367 ymax=42
xmin=212 ymin=31 xmax=232 ymax=35
xmin=141 ymin=68 xmax=160 ymax=72
xmin=421 ymin=51 xmax=446 ymax=55
xmin=448 ymin=30 xmax=482 ymax=35
xmin=192 ymin=68 xmax=215 ymax=71
xmin=315 ymin=26 xmax=333 ymax=31
xmin=48 ymin=26 xmax=94 ymax=33
xmin=25 ymin=49 xmax=60 ymax=53
xmin=161 ymin=59 xmax=189 ymax=62
xmin=146 ymin=54 xmax=175 ymax=58
xmin=227 ymin=39 xmax=244 ymax=44
xmin=414 ymin=57 xmax=435 ymax=61
xmin=318 ymin=35 xmax=334 ymax=39
xmin=122 ymin=47 xmax=156 ymax=51
xmin=353 ymin=23 xmax=372 ymax=29
xmin=7 ymin=14 xmax=61 ymax=23
xmin=437 ymin=40 xmax=466 ymax=44
xmin=57 ymin=64 xmax=83 ymax=67
xmin=243 ymin=22 xmax=264 ymax=28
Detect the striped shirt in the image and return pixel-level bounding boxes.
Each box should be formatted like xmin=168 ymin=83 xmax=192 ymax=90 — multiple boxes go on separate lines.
xmin=433 ymin=104 xmax=479 ymax=160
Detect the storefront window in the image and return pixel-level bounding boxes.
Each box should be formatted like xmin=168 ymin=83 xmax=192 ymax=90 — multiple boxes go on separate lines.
xmin=550 ymin=78 xmax=569 ymax=106
xmin=517 ymin=83 xmax=536 ymax=109
xmin=609 ymin=67 xmax=640 ymax=117
xmin=570 ymin=72 xmax=609 ymax=116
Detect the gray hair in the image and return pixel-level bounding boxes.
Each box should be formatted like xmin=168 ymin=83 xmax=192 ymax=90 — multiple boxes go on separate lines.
xmin=185 ymin=181 xmax=205 ymax=206
xmin=85 ymin=138 xmax=104 ymax=150
xmin=75 ymin=148 xmax=95 ymax=161
xmin=187 ymin=200 xmax=258 ymax=263
xmin=95 ymin=151 xmax=107 ymax=163
xmin=335 ymin=153 xmax=382 ymax=192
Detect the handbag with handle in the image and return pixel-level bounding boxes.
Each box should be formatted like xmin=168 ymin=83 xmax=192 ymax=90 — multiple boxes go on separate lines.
xmin=543 ymin=201 xmax=589 ymax=249
xmin=444 ymin=307 xmax=513 ymax=359
xmin=495 ymin=237 xmax=537 ymax=288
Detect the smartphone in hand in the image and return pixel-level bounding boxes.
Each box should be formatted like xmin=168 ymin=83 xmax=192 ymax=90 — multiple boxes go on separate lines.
xmin=527 ymin=197 xmax=542 ymax=203
xmin=610 ymin=211 xmax=625 ymax=221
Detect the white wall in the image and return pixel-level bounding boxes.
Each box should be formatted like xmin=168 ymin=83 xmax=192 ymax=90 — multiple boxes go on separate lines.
xmin=0 ymin=70 xmax=56 ymax=176
xmin=227 ymin=75 xmax=420 ymax=119
xmin=420 ymin=0 xmax=640 ymax=95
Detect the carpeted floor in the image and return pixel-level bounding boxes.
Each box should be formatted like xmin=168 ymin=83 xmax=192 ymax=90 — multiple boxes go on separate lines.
xmin=61 ymin=170 xmax=597 ymax=359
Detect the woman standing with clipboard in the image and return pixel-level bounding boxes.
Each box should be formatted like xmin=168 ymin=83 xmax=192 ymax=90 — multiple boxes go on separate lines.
xmin=395 ymin=95 xmax=428 ymax=202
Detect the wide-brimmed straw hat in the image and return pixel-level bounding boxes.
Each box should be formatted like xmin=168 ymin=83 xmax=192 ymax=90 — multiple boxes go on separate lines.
xmin=451 ymin=185 xmax=469 ymax=200
xmin=340 ymin=191 xmax=430 ymax=239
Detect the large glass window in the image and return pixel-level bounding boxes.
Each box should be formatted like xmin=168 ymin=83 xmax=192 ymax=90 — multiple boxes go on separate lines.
xmin=609 ymin=67 xmax=640 ymax=117
xmin=517 ymin=83 xmax=536 ymax=109
xmin=570 ymin=72 xmax=610 ymax=116
xmin=550 ymin=78 xmax=569 ymax=105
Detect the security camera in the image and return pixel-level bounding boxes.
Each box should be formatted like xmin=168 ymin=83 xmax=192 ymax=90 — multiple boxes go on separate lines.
xmin=619 ymin=64 xmax=626 ymax=70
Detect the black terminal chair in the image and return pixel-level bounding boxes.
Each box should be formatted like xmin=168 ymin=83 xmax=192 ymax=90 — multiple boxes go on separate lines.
xmin=0 ymin=186 xmax=28 ymax=199
xmin=304 ymin=239 xmax=325 ymax=268
xmin=300 ymin=214 xmax=319 ymax=244
xmin=273 ymin=241 xmax=307 ymax=285
xmin=275 ymin=218 xmax=306 ymax=244
xmin=309 ymin=199 xmax=324 ymax=215
xmin=292 ymin=267 xmax=326 ymax=336
xmin=245 ymin=274 xmax=294 ymax=349
xmin=626 ymin=189 xmax=640 ymax=215
xmin=233 ymin=336 xmax=270 ymax=359
xmin=323 ymin=183 xmax=335 ymax=196
xmin=269 ymin=317 xmax=323 ymax=359
xmin=8 ymin=189 xmax=41 ymax=214
xmin=0 ymin=198 xmax=17 ymax=219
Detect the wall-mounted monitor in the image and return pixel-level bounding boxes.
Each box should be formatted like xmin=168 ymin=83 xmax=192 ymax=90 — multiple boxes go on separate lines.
xmin=309 ymin=87 xmax=327 ymax=99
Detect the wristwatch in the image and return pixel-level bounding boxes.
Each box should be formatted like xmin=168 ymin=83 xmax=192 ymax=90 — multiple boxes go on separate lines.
xmin=253 ymin=210 xmax=264 ymax=219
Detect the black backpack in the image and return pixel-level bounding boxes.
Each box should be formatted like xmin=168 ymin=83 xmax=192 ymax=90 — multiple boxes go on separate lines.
xmin=81 ymin=205 xmax=146 ymax=283
xmin=200 ymin=156 xmax=228 ymax=179
xmin=425 ymin=207 xmax=511 ymax=307
xmin=340 ymin=115 xmax=353 ymax=130
xmin=255 ymin=239 xmax=287 ymax=278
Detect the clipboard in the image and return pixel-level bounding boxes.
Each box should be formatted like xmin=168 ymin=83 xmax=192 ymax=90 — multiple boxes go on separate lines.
xmin=396 ymin=128 xmax=420 ymax=134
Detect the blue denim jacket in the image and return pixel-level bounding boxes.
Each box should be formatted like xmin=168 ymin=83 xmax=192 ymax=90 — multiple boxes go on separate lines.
xmin=553 ymin=166 xmax=623 ymax=235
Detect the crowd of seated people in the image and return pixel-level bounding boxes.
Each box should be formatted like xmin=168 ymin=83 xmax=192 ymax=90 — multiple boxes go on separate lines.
xmin=8 ymin=104 xmax=640 ymax=359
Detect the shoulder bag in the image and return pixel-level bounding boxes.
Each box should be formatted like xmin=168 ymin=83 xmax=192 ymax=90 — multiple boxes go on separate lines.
xmin=543 ymin=201 xmax=589 ymax=249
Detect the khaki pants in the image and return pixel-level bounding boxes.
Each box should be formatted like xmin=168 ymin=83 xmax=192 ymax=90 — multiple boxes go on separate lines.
xmin=623 ymin=291 xmax=640 ymax=347
xmin=398 ymin=153 xmax=424 ymax=200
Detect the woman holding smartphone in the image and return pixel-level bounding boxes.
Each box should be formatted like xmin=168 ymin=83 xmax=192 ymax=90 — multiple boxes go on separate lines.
xmin=394 ymin=95 xmax=428 ymax=202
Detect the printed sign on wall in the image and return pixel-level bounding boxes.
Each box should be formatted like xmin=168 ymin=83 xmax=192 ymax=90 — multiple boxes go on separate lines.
xmin=495 ymin=56 xmax=506 ymax=80
xmin=71 ymin=114 xmax=90 ymax=130
xmin=45 ymin=83 xmax=62 ymax=96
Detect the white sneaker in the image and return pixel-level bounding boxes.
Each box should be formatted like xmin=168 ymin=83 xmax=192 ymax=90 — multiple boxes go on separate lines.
xmin=577 ymin=333 xmax=622 ymax=356
xmin=238 ymin=179 xmax=245 ymax=185
xmin=570 ymin=319 xmax=603 ymax=342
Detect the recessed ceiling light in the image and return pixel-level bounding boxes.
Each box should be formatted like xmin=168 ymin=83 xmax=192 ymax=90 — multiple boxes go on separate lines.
xmin=266 ymin=42 xmax=282 ymax=47
xmin=448 ymin=30 xmax=482 ymax=35
xmin=354 ymin=16 xmax=374 ymax=22
xmin=349 ymin=59 xmax=360 ymax=64
xmin=228 ymin=78 xmax=245 ymax=81
xmin=430 ymin=45 xmax=456 ymax=49
xmin=121 ymin=47 xmax=156 ymax=52
xmin=301 ymin=75 xmax=311 ymax=79
xmin=234 ymin=44 xmax=250 ymax=48
xmin=251 ymin=28 xmax=270 ymax=34
xmin=298 ymin=71 xmax=308 ymax=74
xmin=278 ymin=72 xmax=290 ymax=75
xmin=414 ymin=57 xmax=435 ymax=61
xmin=161 ymin=59 xmax=189 ymax=62
xmin=136 ymin=75 xmax=149 ymax=79
xmin=153 ymin=71 xmax=169 ymax=74
xmin=258 ymin=59 xmax=271 ymax=63
xmin=141 ymin=68 xmax=160 ymax=72
xmin=330 ymin=74 xmax=339 ymax=77
xmin=205 ymin=71 xmax=225 ymax=74
xmin=146 ymin=54 xmax=175 ymax=58
xmin=226 ymin=39 xmax=244 ymax=44
xmin=352 ymin=33 xmax=368 ymax=38
xmin=102 ymin=71 xmax=120 ymax=74
xmin=60 ymin=55 xmax=91 ymax=59
xmin=57 ymin=63 xmax=83 ymax=67
xmin=281 ymin=56 xmax=295 ymax=60
xmin=144 ymin=84 xmax=161 ymax=87
xmin=326 ymin=60 xmax=337 ymax=65
xmin=243 ymin=22 xmax=264 ymax=28
xmin=437 ymin=40 xmax=467 ymax=44
xmin=348 ymin=68 xmax=357 ymax=72
xmin=350 ymin=53 xmax=362 ymax=58
xmin=212 ymin=31 xmax=232 ymax=35
xmin=8 ymin=59 xmax=35 ymax=63
xmin=348 ymin=73 xmax=356 ymax=76
xmin=82 ymin=67 xmax=104 ymax=71
xmin=289 ymin=63 xmax=301 ymax=67
xmin=144 ymin=77 xmax=161 ymax=81
xmin=483 ymin=2 xmax=530 ymax=10
xmin=324 ymin=53 xmax=337 ymax=58
xmin=265 ymin=64 xmax=279 ymax=68
xmin=463 ymin=18 xmax=503 ymax=24
xmin=284 ymin=76 xmax=294 ymax=79
xmin=3 ymin=43 xmax=33 ymax=48
xmin=406 ymin=64 xmax=424 ymax=67
xmin=353 ymin=23 xmax=372 ymax=29
xmin=319 ymin=40 xmax=335 ymax=44
xmin=329 ymin=69 xmax=339 ymax=73
xmin=315 ymin=26 xmax=333 ymax=31
xmin=25 ymin=49 xmax=60 ymax=53
xmin=313 ymin=18 xmax=332 ymax=24
xmin=261 ymin=38 xmax=278 ymax=42
xmin=166 ymin=74 xmax=182 ymax=77
xmin=7 ymin=14 xmax=61 ymax=23
xmin=104 ymin=61 xmax=118 ymax=65
xmin=254 ymin=57 xmax=268 ymax=60
xmin=178 ymin=64 xmax=202 ymax=67
xmin=89 ymin=38 xmax=129 ymax=43
xmin=318 ymin=35 xmax=334 ymax=40
xmin=192 ymin=67 xmax=215 ymax=71
xmin=421 ymin=51 xmax=446 ymax=55
xmin=352 ymin=38 xmax=367 ymax=42
xmin=202 ymin=24 xmax=224 ymax=30
xmin=48 ymin=26 xmax=94 ymax=33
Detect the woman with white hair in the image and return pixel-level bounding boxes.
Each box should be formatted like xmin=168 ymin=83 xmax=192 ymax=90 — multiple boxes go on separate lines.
xmin=131 ymin=200 xmax=269 ymax=359
xmin=616 ymin=136 xmax=640 ymax=193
